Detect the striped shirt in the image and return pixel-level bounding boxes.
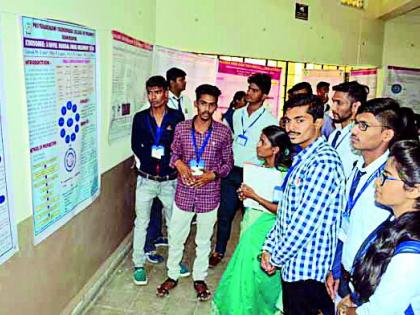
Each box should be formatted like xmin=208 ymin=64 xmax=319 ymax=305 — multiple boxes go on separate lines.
xmin=170 ymin=118 xmax=233 ymax=213
xmin=263 ymin=136 xmax=346 ymax=282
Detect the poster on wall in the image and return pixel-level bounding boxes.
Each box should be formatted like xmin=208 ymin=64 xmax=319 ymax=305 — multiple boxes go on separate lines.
xmin=384 ymin=65 xmax=420 ymax=113
xmin=350 ymin=68 xmax=377 ymax=99
xmin=216 ymin=60 xmax=282 ymax=118
xmin=108 ymin=31 xmax=153 ymax=143
xmin=302 ymin=69 xmax=344 ymax=106
xmin=152 ymin=45 xmax=219 ymax=114
xmin=0 ymin=24 xmax=18 ymax=264
xmin=21 ymin=17 xmax=100 ymax=244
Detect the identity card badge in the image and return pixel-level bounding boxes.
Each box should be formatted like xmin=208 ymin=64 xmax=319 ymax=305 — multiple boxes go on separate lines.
xmin=151 ymin=145 xmax=164 ymax=159
xmin=236 ymin=134 xmax=248 ymax=146
xmin=189 ymin=159 xmax=205 ymax=176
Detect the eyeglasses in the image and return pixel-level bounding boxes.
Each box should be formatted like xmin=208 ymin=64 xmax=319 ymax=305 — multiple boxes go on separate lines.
xmin=378 ymin=172 xmax=402 ymax=186
xmin=354 ymin=120 xmax=390 ymax=132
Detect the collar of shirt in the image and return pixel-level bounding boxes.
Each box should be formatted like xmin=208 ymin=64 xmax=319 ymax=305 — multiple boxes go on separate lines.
xmin=190 ymin=116 xmax=213 ymax=133
xmin=240 ymin=104 xmax=266 ymax=126
xmin=169 ymin=90 xmax=183 ymax=102
xmin=292 ymin=136 xmax=327 ymax=166
xmin=354 ymin=149 xmax=389 ymax=175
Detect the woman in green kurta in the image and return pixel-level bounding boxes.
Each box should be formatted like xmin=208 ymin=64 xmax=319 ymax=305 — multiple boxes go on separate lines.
xmin=212 ymin=126 xmax=292 ymax=315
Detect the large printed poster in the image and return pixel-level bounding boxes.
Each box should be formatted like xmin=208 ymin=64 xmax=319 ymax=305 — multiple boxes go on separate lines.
xmin=350 ymin=69 xmax=377 ymax=100
xmin=22 ymin=17 xmax=100 ymax=244
xmin=108 ymin=31 xmax=153 ymax=143
xmin=216 ymin=60 xmax=282 ymax=118
xmin=0 ymin=24 xmax=18 ymax=263
xmin=384 ymin=66 xmax=420 ymax=113
xmin=152 ymin=46 xmax=218 ymax=105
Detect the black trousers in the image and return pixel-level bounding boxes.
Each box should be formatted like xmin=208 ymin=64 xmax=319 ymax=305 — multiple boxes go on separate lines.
xmin=282 ymin=279 xmax=334 ymax=315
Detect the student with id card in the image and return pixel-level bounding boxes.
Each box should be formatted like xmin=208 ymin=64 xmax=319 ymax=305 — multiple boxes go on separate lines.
xmin=156 ymin=84 xmax=233 ymax=302
xmin=131 ymin=76 xmax=184 ymax=286
xmin=210 ymin=73 xmax=278 ymax=268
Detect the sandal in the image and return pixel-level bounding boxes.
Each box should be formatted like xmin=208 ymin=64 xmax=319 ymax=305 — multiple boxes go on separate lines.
xmin=156 ymin=278 xmax=178 ymax=297
xmin=193 ymin=281 xmax=212 ymax=301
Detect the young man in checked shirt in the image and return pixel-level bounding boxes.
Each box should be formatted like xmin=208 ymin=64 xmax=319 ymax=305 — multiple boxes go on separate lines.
xmin=156 ymin=84 xmax=233 ymax=301
xmin=261 ymin=94 xmax=346 ymax=315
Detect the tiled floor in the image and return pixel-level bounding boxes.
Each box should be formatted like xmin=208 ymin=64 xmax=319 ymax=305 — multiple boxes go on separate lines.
xmin=82 ymin=212 xmax=242 ymax=315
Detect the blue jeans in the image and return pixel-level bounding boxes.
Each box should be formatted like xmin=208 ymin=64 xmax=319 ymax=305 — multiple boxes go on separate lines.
xmin=215 ymin=167 xmax=243 ymax=254
xmin=144 ymin=198 xmax=163 ymax=252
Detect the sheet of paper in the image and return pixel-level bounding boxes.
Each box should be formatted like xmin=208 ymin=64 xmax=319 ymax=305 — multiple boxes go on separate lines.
xmin=243 ymin=163 xmax=284 ymax=213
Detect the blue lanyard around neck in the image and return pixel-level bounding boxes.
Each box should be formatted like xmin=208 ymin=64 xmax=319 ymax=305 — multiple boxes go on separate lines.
xmin=333 ymin=128 xmax=351 ymax=150
xmin=241 ymin=108 xmax=265 ymax=135
xmin=280 ymin=157 xmax=304 ymax=192
xmin=146 ymin=112 xmax=167 ymax=146
xmin=191 ymin=126 xmax=212 ymax=165
xmin=346 ymin=162 xmax=386 ymax=214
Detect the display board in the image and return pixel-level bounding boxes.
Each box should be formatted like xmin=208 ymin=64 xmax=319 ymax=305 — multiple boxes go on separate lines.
xmin=350 ymin=68 xmax=377 ymax=99
xmin=22 ymin=17 xmax=100 ymax=244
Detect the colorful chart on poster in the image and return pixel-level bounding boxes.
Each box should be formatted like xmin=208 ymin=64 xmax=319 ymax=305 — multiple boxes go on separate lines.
xmin=350 ymin=68 xmax=377 ymax=100
xmin=22 ymin=17 xmax=100 ymax=244
xmin=152 ymin=45 xmax=218 ymax=107
xmin=0 ymin=57 xmax=18 ymax=264
xmin=384 ymin=66 xmax=420 ymax=113
xmin=216 ymin=60 xmax=282 ymax=118
xmin=108 ymin=31 xmax=153 ymax=143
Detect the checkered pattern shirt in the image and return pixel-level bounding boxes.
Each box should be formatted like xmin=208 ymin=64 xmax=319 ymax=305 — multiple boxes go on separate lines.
xmin=263 ymin=136 xmax=346 ymax=282
xmin=170 ymin=119 xmax=233 ymax=213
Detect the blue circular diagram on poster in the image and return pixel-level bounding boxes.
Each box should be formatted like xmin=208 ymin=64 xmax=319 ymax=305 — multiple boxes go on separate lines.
xmin=64 ymin=148 xmax=77 ymax=172
xmin=0 ymin=195 xmax=5 ymax=204
xmin=391 ymin=84 xmax=402 ymax=94
xmin=58 ymin=101 xmax=80 ymax=143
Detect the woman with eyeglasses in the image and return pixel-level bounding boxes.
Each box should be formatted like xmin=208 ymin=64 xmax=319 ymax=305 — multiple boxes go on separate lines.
xmin=338 ymin=140 xmax=420 ymax=315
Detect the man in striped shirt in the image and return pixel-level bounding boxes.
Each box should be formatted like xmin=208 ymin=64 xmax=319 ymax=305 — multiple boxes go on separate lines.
xmin=261 ymin=94 xmax=346 ymax=315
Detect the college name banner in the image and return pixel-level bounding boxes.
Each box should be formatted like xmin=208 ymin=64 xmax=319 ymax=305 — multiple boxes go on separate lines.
xmin=216 ymin=60 xmax=282 ymax=118
xmin=22 ymin=17 xmax=100 ymax=244
xmin=384 ymin=65 xmax=420 ymax=113
xmin=108 ymin=31 xmax=153 ymax=143
xmin=350 ymin=68 xmax=377 ymax=100
xmin=0 ymin=21 xmax=18 ymax=263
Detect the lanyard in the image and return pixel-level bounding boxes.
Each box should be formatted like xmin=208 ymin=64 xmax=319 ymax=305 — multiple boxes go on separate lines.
xmin=191 ymin=127 xmax=212 ymax=165
xmin=146 ymin=112 xmax=167 ymax=146
xmin=346 ymin=162 xmax=386 ymax=214
xmin=280 ymin=157 xmax=304 ymax=192
xmin=333 ymin=128 xmax=351 ymax=150
xmin=241 ymin=108 xmax=265 ymax=135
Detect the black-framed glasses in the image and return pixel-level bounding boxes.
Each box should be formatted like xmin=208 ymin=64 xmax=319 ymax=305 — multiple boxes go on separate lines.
xmin=354 ymin=120 xmax=390 ymax=132
xmin=378 ymin=172 xmax=401 ymax=186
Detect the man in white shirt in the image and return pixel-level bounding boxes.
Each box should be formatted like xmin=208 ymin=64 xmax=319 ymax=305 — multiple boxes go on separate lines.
xmin=328 ymin=81 xmax=369 ymax=178
xmin=166 ymin=67 xmax=194 ymax=119
xmin=209 ymin=73 xmax=278 ymax=267
xmin=326 ymin=98 xmax=411 ymax=302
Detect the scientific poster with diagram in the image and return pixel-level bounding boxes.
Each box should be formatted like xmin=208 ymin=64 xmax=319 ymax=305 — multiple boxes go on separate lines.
xmin=21 ymin=17 xmax=100 ymax=244
xmin=216 ymin=60 xmax=282 ymax=118
xmin=152 ymin=45 xmax=219 ymax=105
xmin=350 ymin=68 xmax=377 ymax=99
xmin=108 ymin=31 xmax=153 ymax=143
xmin=384 ymin=66 xmax=420 ymax=113
xmin=0 ymin=25 xmax=18 ymax=263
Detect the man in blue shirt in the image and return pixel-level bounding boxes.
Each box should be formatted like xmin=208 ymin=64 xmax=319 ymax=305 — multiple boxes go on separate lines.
xmin=131 ymin=76 xmax=184 ymax=285
xmin=261 ymin=94 xmax=346 ymax=315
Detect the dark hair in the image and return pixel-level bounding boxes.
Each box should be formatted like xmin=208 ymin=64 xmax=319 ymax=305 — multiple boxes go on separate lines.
xmin=290 ymin=82 xmax=313 ymax=95
xmin=352 ymin=140 xmax=420 ymax=302
xmin=262 ymin=125 xmax=293 ymax=169
xmin=333 ymin=81 xmax=369 ymax=104
xmin=283 ymin=94 xmax=324 ymax=121
xmin=146 ymin=75 xmax=168 ymax=90
xmin=357 ymin=98 xmax=417 ymax=145
xmin=248 ymin=73 xmax=272 ymax=95
xmin=317 ymin=81 xmax=330 ymax=90
xmin=166 ymin=67 xmax=186 ymax=83
xmin=229 ymin=91 xmax=246 ymax=109
xmin=195 ymin=84 xmax=221 ymax=101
